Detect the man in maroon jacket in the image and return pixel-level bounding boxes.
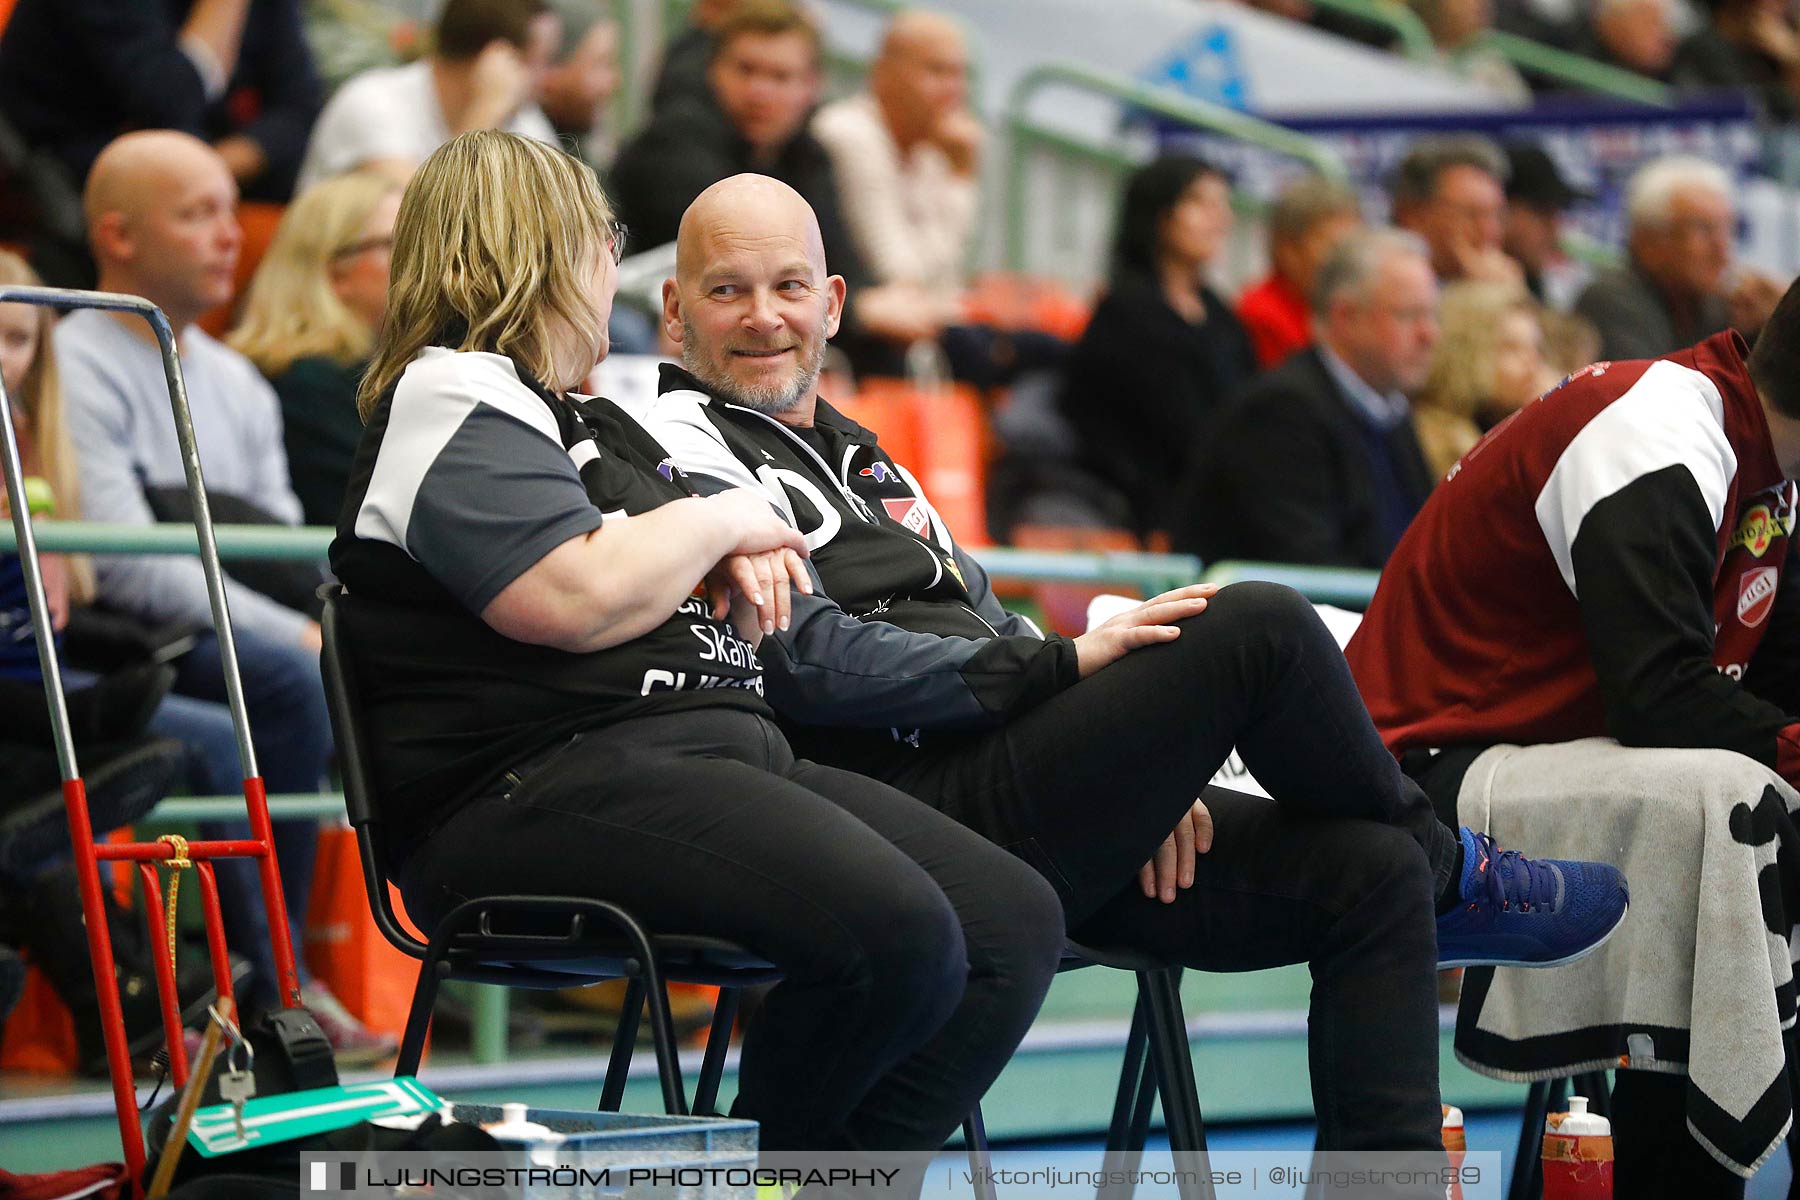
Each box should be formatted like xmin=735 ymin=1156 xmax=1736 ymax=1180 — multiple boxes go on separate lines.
xmin=1347 ymin=282 xmax=1800 ymax=1197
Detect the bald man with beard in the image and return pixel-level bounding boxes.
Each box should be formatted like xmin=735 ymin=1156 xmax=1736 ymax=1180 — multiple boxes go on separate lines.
xmin=640 ymin=174 xmax=1630 ymax=1167
xmin=56 ymin=130 xmax=391 ymax=1062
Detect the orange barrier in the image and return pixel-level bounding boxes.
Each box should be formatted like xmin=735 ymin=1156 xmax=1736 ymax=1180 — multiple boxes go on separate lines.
xmin=304 ymin=825 xmax=423 ymax=1043
xmin=849 ymin=378 xmax=991 ymax=547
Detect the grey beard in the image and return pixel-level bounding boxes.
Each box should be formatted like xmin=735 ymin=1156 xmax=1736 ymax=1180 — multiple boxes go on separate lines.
xmin=681 ymin=323 xmax=825 ymax=415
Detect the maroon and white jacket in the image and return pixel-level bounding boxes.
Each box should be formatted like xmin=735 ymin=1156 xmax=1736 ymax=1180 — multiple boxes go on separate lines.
xmin=1346 ymin=331 xmax=1800 ymax=786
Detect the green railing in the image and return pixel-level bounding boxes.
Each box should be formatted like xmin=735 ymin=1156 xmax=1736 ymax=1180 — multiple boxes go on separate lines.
xmin=1200 ymin=559 xmax=1381 ymax=609
xmin=1003 ymin=61 xmax=1346 ymax=273
xmin=1308 ymin=0 xmax=1672 ymax=105
xmin=1478 ymin=30 xmax=1673 ymax=106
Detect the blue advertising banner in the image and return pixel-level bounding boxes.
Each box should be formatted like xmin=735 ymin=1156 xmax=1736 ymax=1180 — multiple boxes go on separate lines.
xmin=1157 ymin=94 xmax=1761 ymax=250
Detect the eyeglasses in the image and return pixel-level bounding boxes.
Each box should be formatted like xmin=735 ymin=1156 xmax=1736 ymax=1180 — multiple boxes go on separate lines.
xmin=331 ymin=235 xmax=393 ymax=262
xmin=608 ymin=223 xmax=629 ymax=266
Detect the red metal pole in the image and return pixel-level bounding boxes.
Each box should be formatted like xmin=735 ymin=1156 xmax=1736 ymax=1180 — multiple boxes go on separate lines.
xmin=64 ymin=778 xmax=147 ymax=1187
xmin=135 ymin=863 xmax=190 ymax=1086
xmin=242 ymin=776 xmax=301 ymax=1008
xmin=96 ymin=839 xmax=267 ymax=862
xmin=194 ymin=862 xmax=236 ymax=1007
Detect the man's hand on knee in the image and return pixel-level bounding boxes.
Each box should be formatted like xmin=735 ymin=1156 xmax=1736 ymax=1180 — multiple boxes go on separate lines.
xmin=1139 ymin=797 xmax=1215 ymax=903
xmin=1074 ymin=584 xmax=1218 ymax=679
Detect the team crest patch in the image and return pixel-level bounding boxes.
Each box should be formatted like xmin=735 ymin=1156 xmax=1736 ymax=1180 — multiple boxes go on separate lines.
xmin=860 ymin=463 xmax=895 ymax=483
xmin=881 ymin=496 xmax=930 ymax=536
xmin=1739 ymin=567 xmax=1779 ymax=627
xmin=657 ymin=457 xmax=677 ymax=482
xmin=1732 ymin=502 xmax=1793 ymax=558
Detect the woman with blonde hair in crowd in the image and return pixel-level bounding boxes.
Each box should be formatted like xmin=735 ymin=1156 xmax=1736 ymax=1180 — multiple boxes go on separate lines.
xmin=229 ymin=169 xmax=402 ymax=525
xmin=330 ymin=130 xmax=1062 ymax=1151
xmin=1413 ymin=279 xmax=1555 ymax=480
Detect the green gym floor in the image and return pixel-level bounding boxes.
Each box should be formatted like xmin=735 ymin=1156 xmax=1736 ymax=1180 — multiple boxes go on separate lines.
xmin=0 ymin=964 xmax=1532 ymax=1173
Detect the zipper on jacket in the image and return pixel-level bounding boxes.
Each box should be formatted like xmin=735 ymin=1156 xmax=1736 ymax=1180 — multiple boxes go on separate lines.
xmin=725 ymin=403 xmax=879 ymax=523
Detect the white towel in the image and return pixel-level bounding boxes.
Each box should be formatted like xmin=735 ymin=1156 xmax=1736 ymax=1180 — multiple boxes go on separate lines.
xmin=1454 ymin=737 xmax=1799 ymax=1176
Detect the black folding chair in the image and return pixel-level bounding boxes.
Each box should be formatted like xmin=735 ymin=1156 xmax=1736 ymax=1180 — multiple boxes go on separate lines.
xmin=319 ymin=583 xmax=782 ymax=1115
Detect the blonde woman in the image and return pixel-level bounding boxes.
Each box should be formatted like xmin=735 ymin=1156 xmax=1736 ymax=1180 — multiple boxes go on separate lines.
xmin=229 ymin=170 xmax=402 ymax=525
xmin=330 ymin=131 xmax=1062 ymax=1151
xmin=1414 ymin=280 xmax=1555 ymax=480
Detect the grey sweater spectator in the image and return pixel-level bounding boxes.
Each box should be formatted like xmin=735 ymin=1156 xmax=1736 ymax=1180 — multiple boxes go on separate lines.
xmin=0 ymin=0 xmax=322 ymax=202
xmin=59 ymin=310 xmax=308 ymax=645
xmin=1574 ymin=155 xmax=1782 ymax=360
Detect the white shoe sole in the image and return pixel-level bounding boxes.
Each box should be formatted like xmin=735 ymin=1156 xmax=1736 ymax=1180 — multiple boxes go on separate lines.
xmin=1437 ymin=900 xmax=1630 ymax=971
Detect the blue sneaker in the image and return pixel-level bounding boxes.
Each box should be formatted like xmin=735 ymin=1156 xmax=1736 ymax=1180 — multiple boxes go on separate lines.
xmin=1436 ymin=827 xmax=1629 ymax=969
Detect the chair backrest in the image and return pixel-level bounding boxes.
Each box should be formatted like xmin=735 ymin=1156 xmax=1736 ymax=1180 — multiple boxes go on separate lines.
xmin=317 ymin=583 xmax=427 ymax=958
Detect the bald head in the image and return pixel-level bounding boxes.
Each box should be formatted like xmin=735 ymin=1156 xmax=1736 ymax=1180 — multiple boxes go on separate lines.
xmin=665 ymin=174 xmax=845 ymax=422
xmin=84 ymin=130 xmax=241 ymax=328
xmin=676 ymin=174 xmax=827 ymax=286
xmin=85 ymin=130 xmax=231 ymax=230
xmin=878 ymin=10 xmax=965 ymax=62
xmin=870 ymin=10 xmax=969 ymax=145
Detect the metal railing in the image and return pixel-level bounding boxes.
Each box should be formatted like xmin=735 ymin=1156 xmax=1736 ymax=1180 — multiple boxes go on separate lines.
xmin=1003 ymin=60 xmax=1346 ymax=273
xmin=1308 ymin=0 xmax=1672 ymax=105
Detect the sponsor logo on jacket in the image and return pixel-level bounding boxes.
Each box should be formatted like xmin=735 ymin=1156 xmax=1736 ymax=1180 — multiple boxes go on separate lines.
xmin=1731 ymin=503 xmax=1794 ymax=558
xmin=1739 ymin=566 xmax=1779 ymax=627
xmin=881 ymin=496 xmax=931 ymax=537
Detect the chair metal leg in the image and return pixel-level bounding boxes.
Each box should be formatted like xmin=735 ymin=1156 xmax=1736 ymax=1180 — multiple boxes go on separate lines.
xmin=1105 ymin=999 xmax=1150 ymax=1152
xmin=1140 ymin=970 xmax=1208 ymax=1151
xmin=637 ymin=963 xmax=690 ymax=1116
xmin=599 ymin=975 xmax=645 ymax=1112
xmin=394 ymin=958 xmax=444 ymax=1079
xmin=963 ymin=1106 xmax=996 ymax=1200
xmin=693 ymin=988 xmax=741 ymax=1116
xmin=1098 ymin=1001 xmax=1156 ymax=1200
xmin=1139 ymin=968 xmax=1213 ymax=1200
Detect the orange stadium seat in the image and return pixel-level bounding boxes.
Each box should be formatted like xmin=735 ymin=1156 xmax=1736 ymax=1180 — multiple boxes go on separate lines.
xmin=1010 ymin=523 xmax=1143 ymax=636
xmin=848 ymin=377 xmax=990 ymax=547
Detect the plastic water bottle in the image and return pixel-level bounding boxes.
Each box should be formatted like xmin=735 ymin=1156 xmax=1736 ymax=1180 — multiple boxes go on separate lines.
xmin=1542 ymin=1095 xmax=1613 ymax=1199
xmin=1441 ymin=1104 xmax=1466 ymax=1200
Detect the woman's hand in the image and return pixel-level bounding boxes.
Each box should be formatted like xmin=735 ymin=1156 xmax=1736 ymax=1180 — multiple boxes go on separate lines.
xmin=705 ymin=548 xmax=813 ymax=642
xmin=710 ymin=488 xmax=810 ymax=557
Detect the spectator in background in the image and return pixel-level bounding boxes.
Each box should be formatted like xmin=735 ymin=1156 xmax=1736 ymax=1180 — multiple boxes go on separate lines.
xmin=55 ymin=132 xmax=391 ymax=1059
xmin=1392 ymin=135 xmax=1523 ymax=290
xmin=1575 ymin=155 xmax=1783 ymax=359
xmin=1412 ymin=280 xmax=1553 ymax=478
xmin=1056 ymin=155 xmax=1255 ymax=541
xmin=1237 ymin=173 xmax=1362 ymax=368
xmin=0 ymin=0 xmax=323 ymax=203
xmin=612 ymin=0 xmax=942 ymax=375
xmin=296 ymin=0 xmax=560 ymax=191
xmin=812 ymin=10 xmax=1060 ymax=386
xmin=1174 ymin=228 xmax=1438 ymax=569
xmin=1673 ymin=0 xmax=1800 ymax=123
xmin=812 ymin=13 xmax=977 ymax=321
xmin=651 ymin=0 xmax=741 ymax=113
xmin=542 ymin=1 xmax=623 ymax=167
xmin=229 ymin=171 xmax=402 ymax=527
xmin=1579 ymin=0 xmax=1678 ymax=79
xmin=1502 ymin=142 xmax=1590 ymax=309
xmin=1407 ymin=0 xmax=1533 ymax=101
